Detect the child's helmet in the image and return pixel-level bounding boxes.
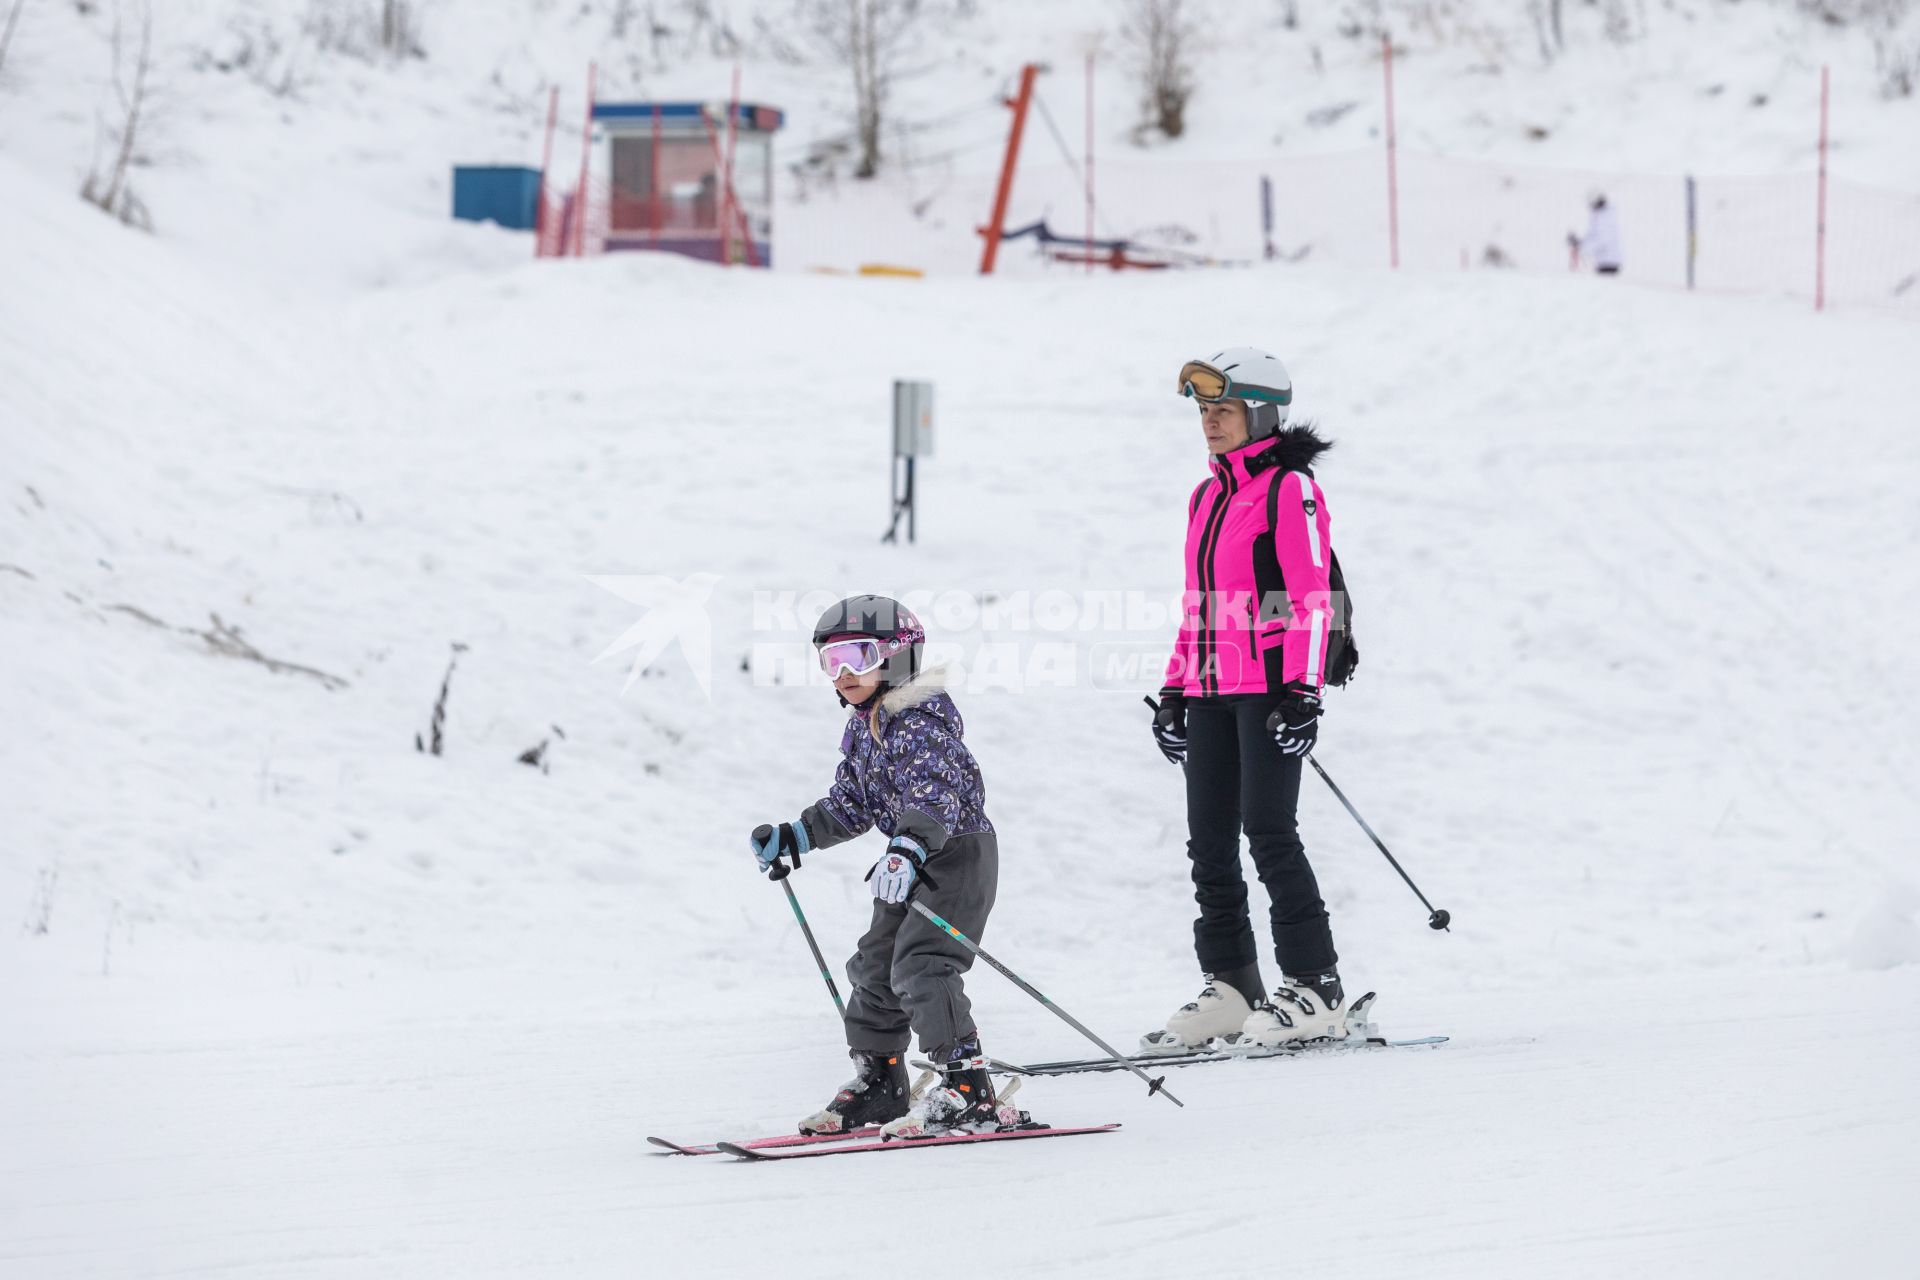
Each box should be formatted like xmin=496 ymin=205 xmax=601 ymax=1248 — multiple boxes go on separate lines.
xmin=812 ymin=594 xmax=925 ymax=686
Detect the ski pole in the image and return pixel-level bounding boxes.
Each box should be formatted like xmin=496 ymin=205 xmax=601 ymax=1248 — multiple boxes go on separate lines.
xmin=768 ymin=856 xmax=845 ymax=1018
xmin=908 ymin=900 xmax=1183 ymax=1108
xmin=1307 ymin=755 xmax=1452 ymax=932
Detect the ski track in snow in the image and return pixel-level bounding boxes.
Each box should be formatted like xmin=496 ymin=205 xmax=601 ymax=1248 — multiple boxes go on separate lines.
xmin=5 ymin=965 xmax=1917 ymax=1276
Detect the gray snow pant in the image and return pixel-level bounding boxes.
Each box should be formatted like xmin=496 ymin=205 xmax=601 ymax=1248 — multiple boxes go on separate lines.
xmin=842 ymin=832 xmax=999 ymax=1057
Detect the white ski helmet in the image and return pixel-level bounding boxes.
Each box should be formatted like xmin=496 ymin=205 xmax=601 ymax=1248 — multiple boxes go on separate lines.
xmin=1179 ymin=347 xmax=1292 ymax=442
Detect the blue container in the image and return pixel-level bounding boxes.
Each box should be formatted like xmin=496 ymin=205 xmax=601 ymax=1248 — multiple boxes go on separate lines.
xmin=452 ymin=166 xmax=543 ymax=231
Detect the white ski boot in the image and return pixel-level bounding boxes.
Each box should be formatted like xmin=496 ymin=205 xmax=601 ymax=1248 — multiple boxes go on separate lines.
xmin=1235 ymin=970 xmax=1348 ymax=1048
xmin=1139 ymin=965 xmax=1263 ymax=1056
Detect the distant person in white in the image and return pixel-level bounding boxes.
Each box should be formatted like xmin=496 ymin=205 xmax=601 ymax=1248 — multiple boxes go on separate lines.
xmin=1570 ymin=192 xmax=1623 ymax=275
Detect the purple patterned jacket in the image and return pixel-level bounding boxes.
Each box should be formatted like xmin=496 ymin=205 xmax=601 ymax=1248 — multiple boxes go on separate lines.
xmin=800 ymin=670 xmax=994 ymax=853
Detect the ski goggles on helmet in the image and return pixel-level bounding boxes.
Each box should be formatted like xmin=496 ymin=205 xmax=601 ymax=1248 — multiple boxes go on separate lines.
xmin=1178 ymin=360 xmax=1235 ymax=403
xmin=817 ymin=636 xmax=905 ymax=678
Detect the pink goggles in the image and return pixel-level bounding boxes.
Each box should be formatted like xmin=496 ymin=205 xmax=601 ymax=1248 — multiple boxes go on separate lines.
xmin=818 ymin=636 xmax=906 ymax=678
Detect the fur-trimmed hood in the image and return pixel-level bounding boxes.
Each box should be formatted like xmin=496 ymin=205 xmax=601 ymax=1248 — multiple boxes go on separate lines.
xmin=875 ymin=663 xmax=951 ymax=715
xmin=862 ymin=664 xmax=957 ymax=740
xmin=1241 ymin=423 xmax=1333 ymax=479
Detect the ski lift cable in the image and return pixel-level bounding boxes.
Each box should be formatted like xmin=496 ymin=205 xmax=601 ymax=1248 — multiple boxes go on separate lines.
xmin=1030 ymin=89 xmax=1128 ymax=242
xmin=894 ymin=133 xmax=1015 ymax=170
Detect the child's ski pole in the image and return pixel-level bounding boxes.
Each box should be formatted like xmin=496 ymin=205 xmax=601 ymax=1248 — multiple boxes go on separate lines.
xmin=909 ymin=900 xmax=1183 ymax=1108
xmin=768 ymin=857 xmax=845 ymax=1018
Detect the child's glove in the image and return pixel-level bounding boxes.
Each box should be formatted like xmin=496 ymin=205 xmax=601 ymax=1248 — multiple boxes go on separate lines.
xmin=1264 ymin=684 xmax=1323 ymax=758
xmin=749 ymin=820 xmax=810 ymax=878
xmin=866 ymin=834 xmax=929 ymax=904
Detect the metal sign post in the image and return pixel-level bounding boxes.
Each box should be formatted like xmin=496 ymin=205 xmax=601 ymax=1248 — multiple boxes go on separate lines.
xmin=883 ymin=380 xmax=933 ymax=544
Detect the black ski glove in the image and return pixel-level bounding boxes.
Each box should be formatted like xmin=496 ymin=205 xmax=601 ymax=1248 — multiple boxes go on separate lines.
xmin=1149 ymin=688 xmax=1188 ymax=765
xmin=1265 ymin=684 xmax=1323 ymax=758
xmin=749 ymin=820 xmax=811 ymax=879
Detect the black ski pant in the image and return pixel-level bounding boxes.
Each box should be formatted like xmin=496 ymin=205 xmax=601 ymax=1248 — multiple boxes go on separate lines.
xmin=1184 ymin=693 xmax=1337 ymax=980
xmin=842 ymin=832 xmax=998 ymax=1057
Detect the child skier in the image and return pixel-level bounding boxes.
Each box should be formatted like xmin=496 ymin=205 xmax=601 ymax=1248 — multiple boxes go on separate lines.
xmin=748 ymin=594 xmax=1007 ymax=1139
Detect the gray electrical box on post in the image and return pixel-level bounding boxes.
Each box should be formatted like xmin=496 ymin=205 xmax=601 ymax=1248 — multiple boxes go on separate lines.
xmin=883 ymin=380 xmax=933 ymax=543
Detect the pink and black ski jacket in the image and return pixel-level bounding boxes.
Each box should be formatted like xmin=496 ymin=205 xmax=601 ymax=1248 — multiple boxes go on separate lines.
xmin=1163 ymin=426 xmax=1337 ymax=698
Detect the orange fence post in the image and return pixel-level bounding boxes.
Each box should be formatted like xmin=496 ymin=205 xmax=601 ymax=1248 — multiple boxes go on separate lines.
xmin=697 ymin=104 xmax=761 ymax=267
xmin=650 ymin=104 xmax=662 ymax=248
xmin=723 ymin=66 xmax=742 ymax=265
xmin=571 ymin=61 xmax=597 ymax=256
xmin=534 ymin=86 xmax=559 ymax=258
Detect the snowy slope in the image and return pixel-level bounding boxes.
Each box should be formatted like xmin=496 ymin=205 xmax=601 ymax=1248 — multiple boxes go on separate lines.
xmin=6 ymin=146 xmax=1920 ymax=1272
xmin=4 ymin=2 xmax=1920 ymax=1275
xmin=1 ymin=0 xmax=1916 ymax=286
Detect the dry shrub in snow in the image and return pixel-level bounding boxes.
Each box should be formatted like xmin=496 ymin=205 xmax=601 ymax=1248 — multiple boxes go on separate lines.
xmin=796 ymin=0 xmax=963 ymax=179
xmin=80 ymin=0 xmax=154 ymax=230
xmin=1122 ymin=0 xmax=1196 ymax=141
xmin=305 ymin=0 xmax=425 ymax=61
xmin=0 ymin=0 xmax=28 ymax=83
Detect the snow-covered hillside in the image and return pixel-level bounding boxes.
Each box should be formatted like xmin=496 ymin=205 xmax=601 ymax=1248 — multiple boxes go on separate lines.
xmin=2 ymin=0 xmax=1917 ymax=287
xmin=3 ymin=2 xmax=1919 ymax=1276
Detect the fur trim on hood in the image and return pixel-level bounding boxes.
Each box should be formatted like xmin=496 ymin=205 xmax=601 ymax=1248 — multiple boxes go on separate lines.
xmin=857 ymin=664 xmax=955 ymax=741
xmin=1250 ymin=423 xmax=1333 ymax=476
xmin=876 ymin=663 xmax=951 ymax=716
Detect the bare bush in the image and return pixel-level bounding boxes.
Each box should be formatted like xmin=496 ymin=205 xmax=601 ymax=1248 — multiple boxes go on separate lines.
xmin=678 ymin=0 xmax=744 ymax=57
xmin=378 ymin=0 xmax=421 ymax=55
xmin=517 ymin=725 xmax=566 ymax=774
xmin=80 ymin=0 xmax=154 ymax=230
xmin=1875 ymin=29 xmax=1919 ymax=94
xmin=1796 ymin=0 xmax=1912 ymax=23
xmin=1335 ymin=0 xmax=1386 ymax=41
xmin=1529 ymin=0 xmax=1565 ymax=60
xmin=797 ymin=0 xmax=947 ymax=179
xmin=1122 ymin=0 xmax=1196 ymax=141
xmin=1793 ymin=0 xmax=1917 ymax=95
xmin=306 ymin=0 xmax=424 ymax=61
xmin=1595 ymin=0 xmax=1634 ymax=42
xmin=196 ymin=12 xmax=312 ymax=98
xmin=105 ymin=605 xmax=350 ymax=689
xmin=752 ymin=11 xmax=809 ymax=64
xmin=0 ymin=0 xmax=28 ymax=83
xmin=21 ymin=865 xmax=56 ymax=937
xmin=415 ymin=642 xmax=467 ymax=755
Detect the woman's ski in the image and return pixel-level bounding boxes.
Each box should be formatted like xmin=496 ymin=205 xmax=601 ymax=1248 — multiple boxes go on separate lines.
xmin=995 ymin=1034 xmax=1448 ymax=1078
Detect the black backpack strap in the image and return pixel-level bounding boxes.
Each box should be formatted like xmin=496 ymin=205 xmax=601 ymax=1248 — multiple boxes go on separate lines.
xmin=1188 ymin=480 xmax=1208 ymax=521
xmin=1269 ymin=468 xmax=1358 ymax=687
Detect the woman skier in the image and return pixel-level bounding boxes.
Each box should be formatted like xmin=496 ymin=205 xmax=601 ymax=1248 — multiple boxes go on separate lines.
xmin=1144 ymin=347 xmax=1354 ymax=1054
xmin=749 ymin=595 xmax=1008 ymax=1139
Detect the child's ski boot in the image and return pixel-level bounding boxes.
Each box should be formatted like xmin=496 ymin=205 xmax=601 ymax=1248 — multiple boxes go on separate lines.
xmin=880 ymin=1036 xmax=1021 ymax=1140
xmin=797 ymin=1049 xmax=912 ymax=1135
